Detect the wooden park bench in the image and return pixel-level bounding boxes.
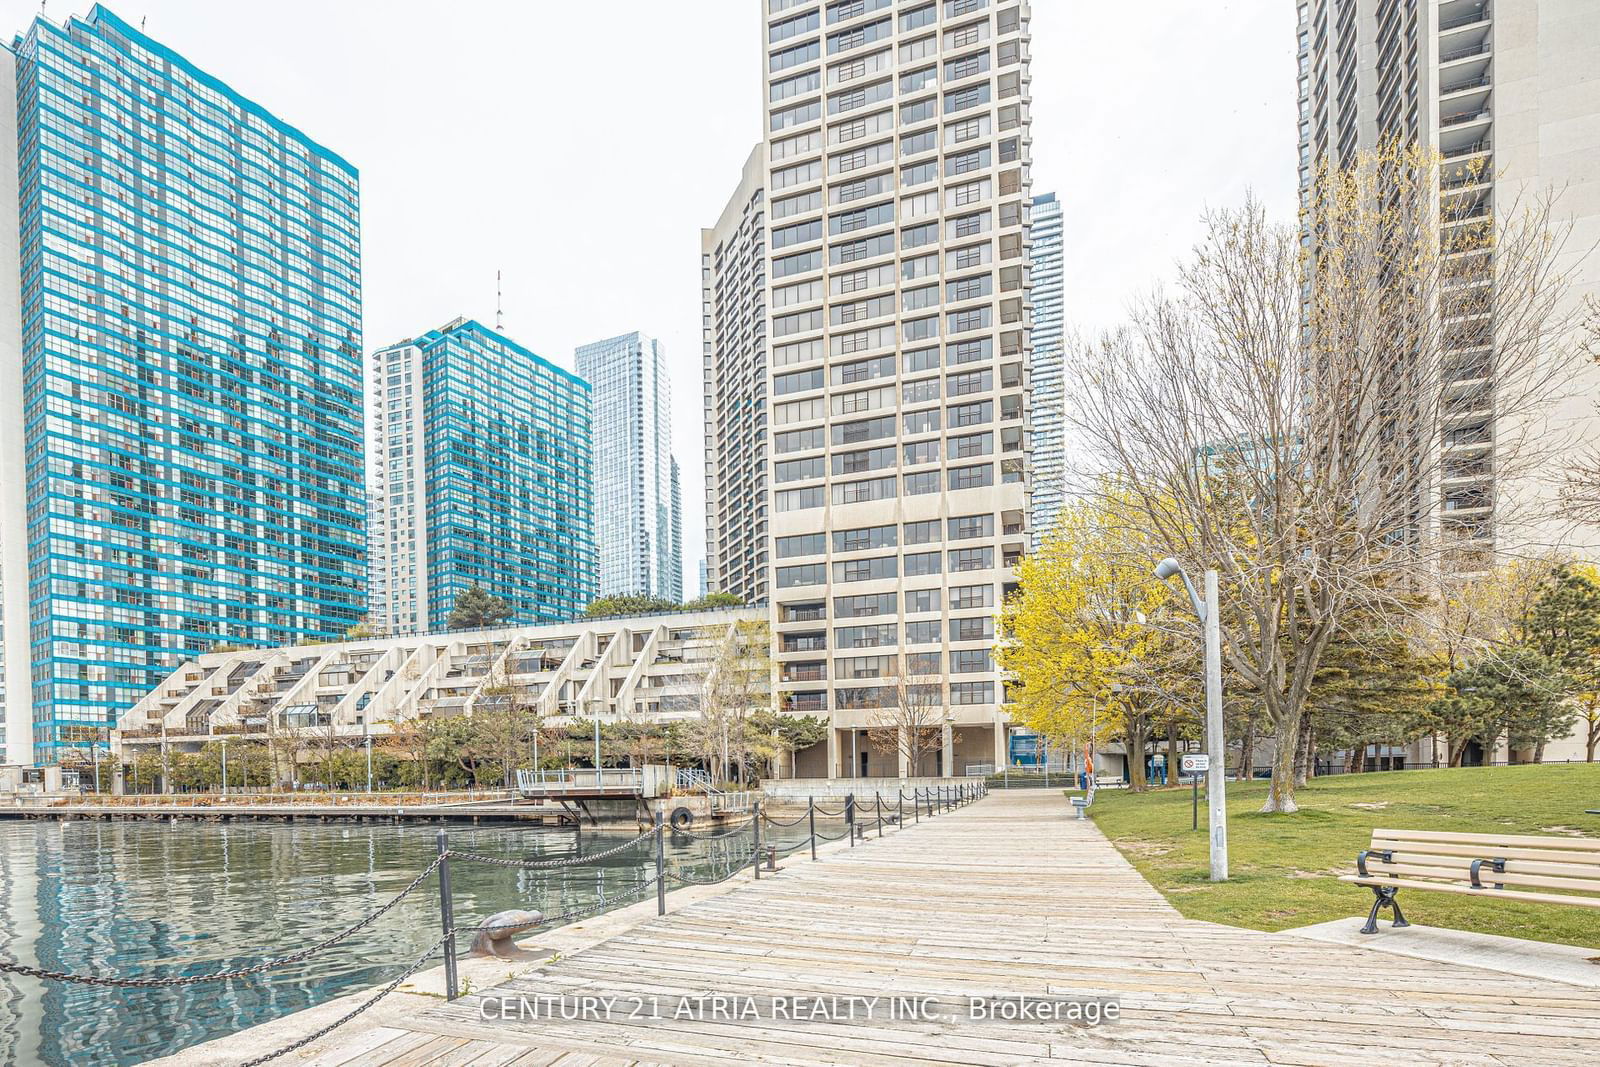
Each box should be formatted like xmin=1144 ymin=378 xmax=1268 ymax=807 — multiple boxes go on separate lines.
xmin=1343 ymin=828 xmax=1600 ymax=934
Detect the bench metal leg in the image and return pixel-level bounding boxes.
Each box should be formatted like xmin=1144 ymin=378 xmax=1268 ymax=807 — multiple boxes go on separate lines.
xmin=1360 ymin=885 xmax=1407 ymax=934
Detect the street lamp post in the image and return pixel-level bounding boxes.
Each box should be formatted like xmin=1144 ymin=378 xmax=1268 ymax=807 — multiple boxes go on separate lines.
xmin=365 ymin=734 xmax=373 ymax=793
xmin=220 ymin=738 xmax=228 ymax=798
xmin=1154 ymin=557 xmax=1228 ymax=882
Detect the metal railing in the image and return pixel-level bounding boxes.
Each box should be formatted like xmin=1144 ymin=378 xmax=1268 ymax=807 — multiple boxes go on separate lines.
xmin=514 ymin=768 xmax=644 ymax=792
xmin=1440 ymin=41 xmax=1490 ymax=63
xmin=14 ymin=789 xmax=513 ymax=809
xmin=0 ymin=779 xmax=990 ymax=1062
xmin=1439 ymin=5 xmax=1489 ymax=32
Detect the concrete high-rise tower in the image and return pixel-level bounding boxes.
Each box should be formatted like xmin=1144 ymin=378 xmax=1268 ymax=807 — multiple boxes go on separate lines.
xmin=708 ymin=0 xmax=1035 ymax=776
xmin=1297 ymin=0 xmax=1600 ymax=557
xmin=702 ymin=146 xmax=771 ymax=607
xmin=575 ymin=331 xmax=682 ymax=603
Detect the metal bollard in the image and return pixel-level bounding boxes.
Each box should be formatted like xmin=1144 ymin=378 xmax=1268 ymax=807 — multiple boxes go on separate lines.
xmin=435 ymin=829 xmax=459 ymax=1001
xmin=766 ymin=844 xmax=777 ymax=872
xmin=753 ymin=798 xmax=762 ymax=880
xmin=845 ymin=793 xmax=855 ymax=848
xmin=898 ymin=791 xmax=904 ymax=829
xmin=875 ymin=793 xmax=884 ymax=838
xmin=808 ymin=796 xmax=818 ymax=862
xmin=654 ymin=810 xmax=666 ymax=916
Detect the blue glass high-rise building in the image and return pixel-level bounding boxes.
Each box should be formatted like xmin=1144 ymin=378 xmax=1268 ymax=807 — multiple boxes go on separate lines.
xmin=1029 ymin=192 xmax=1065 ymax=544
xmin=0 ymin=6 xmax=365 ymax=765
xmin=367 ymin=318 xmax=595 ymax=633
xmin=573 ymin=331 xmax=682 ymax=603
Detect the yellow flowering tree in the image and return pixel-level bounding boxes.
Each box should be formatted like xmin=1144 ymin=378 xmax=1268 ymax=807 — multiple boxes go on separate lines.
xmin=997 ymin=496 xmax=1182 ymax=789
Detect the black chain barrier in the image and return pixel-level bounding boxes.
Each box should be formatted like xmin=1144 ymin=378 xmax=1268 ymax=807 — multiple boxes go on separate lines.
xmin=3 ymin=781 xmax=989 ymax=1061
xmin=0 ymin=854 xmax=445 ymax=988
xmin=666 ymin=844 xmax=760 ymax=886
xmin=670 ymin=817 xmax=758 ymax=840
xmin=238 ymin=933 xmax=451 ymax=1067
xmin=458 ymin=872 xmax=668 ymax=939
xmin=760 ymin=811 xmax=811 ymax=828
xmin=445 ymin=829 xmax=653 ymax=870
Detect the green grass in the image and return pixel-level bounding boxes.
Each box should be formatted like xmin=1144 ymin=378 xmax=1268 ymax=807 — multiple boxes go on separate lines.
xmin=1083 ymin=763 xmax=1600 ymax=949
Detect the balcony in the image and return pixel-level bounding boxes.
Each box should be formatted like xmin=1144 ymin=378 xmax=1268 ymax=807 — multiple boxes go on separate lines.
xmin=1442 ymin=137 xmax=1490 ymax=160
xmin=1439 ymin=2 xmax=1490 ymax=33
xmin=1440 ymin=107 xmax=1490 ymax=130
xmin=1439 ymin=73 xmax=1492 ymax=97
xmin=1440 ymin=40 xmax=1491 ymax=65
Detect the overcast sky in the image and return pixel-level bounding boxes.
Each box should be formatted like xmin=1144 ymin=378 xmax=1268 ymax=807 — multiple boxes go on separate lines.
xmin=7 ymin=0 xmax=1297 ymax=596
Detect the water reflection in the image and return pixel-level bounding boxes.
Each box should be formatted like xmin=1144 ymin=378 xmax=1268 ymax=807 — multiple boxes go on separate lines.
xmin=0 ymin=817 xmax=793 ymax=1066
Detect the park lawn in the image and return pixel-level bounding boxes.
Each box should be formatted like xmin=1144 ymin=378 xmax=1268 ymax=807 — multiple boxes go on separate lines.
xmin=1085 ymin=763 xmax=1600 ymax=950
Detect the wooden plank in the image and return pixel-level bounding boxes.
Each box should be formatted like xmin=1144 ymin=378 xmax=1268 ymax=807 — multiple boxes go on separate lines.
xmin=1341 ymin=873 xmax=1600 ymax=907
xmin=1348 ymin=858 xmax=1600 ymax=893
xmin=183 ymin=793 xmax=1599 ymax=1067
xmin=1369 ymin=831 xmax=1600 ymax=857
xmin=1371 ymin=837 xmax=1600 ymax=867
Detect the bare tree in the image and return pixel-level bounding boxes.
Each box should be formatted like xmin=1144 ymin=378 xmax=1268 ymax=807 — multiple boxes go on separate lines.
xmin=1065 ymin=143 xmax=1582 ymax=812
xmin=1561 ymin=297 xmax=1600 ymax=523
xmin=474 ymin=659 xmax=538 ymax=789
xmin=866 ymin=659 xmax=945 ymax=777
xmin=690 ymin=618 xmax=773 ymax=783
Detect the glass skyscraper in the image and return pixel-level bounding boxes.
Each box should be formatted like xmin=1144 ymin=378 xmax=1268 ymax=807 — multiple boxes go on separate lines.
xmin=0 ymin=6 xmax=365 ymax=765
xmin=368 ymin=318 xmax=595 ymax=632
xmin=1028 ymin=192 xmax=1063 ymax=542
xmin=574 ymin=331 xmax=682 ymax=602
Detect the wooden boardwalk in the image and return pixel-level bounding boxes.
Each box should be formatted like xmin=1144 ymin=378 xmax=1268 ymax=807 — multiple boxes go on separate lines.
xmin=181 ymin=790 xmax=1596 ymax=1066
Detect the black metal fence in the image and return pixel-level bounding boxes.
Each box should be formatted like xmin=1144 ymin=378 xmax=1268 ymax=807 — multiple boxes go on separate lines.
xmin=0 ymin=780 xmax=989 ymax=1064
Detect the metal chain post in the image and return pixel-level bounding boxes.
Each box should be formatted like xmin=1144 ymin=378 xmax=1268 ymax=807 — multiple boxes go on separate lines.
xmin=808 ymin=796 xmax=817 ymax=861
xmin=435 ymin=829 xmax=458 ymax=1001
xmin=752 ymin=797 xmax=762 ymax=880
xmin=654 ymin=810 xmax=666 ymax=916
xmin=846 ymin=793 xmax=855 ymax=848
xmin=898 ymin=791 xmax=903 ymax=829
xmin=875 ymin=793 xmax=883 ymax=838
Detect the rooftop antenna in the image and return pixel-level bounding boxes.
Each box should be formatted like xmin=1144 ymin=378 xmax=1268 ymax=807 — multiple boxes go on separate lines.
xmin=495 ymin=269 xmax=504 ymax=331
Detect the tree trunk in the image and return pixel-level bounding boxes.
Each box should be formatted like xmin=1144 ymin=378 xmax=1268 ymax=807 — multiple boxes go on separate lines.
xmin=1165 ymin=720 xmax=1181 ymax=786
xmin=1239 ymin=713 xmax=1254 ymax=783
xmin=1292 ymin=712 xmax=1314 ymax=789
xmin=1534 ymin=739 xmax=1546 ymax=764
xmin=1588 ymin=715 xmax=1598 ymax=762
xmin=1260 ymin=704 xmax=1302 ymax=813
xmin=1126 ymin=717 xmax=1149 ymax=791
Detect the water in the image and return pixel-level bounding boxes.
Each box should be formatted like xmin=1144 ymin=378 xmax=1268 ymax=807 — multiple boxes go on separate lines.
xmin=0 ymin=817 xmax=788 ymax=1066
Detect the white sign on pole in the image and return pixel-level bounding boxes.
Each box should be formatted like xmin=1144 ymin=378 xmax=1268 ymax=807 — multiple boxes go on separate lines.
xmin=1179 ymin=753 xmax=1210 ymax=774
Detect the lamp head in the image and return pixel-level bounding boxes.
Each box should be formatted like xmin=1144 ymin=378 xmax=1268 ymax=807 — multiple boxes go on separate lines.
xmin=1154 ymin=557 xmax=1182 ymax=581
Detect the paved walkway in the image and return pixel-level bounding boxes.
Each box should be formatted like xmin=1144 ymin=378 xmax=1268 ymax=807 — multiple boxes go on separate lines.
xmin=187 ymin=791 xmax=1596 ymax=1065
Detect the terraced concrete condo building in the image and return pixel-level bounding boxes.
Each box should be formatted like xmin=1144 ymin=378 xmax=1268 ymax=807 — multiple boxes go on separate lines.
xmin=1296 ymin=0 xmax=1600 ymax=557
xmin=702 ymin=145 xmax=771 ymax=607
xmin=366 ymin=318 xmax=595 ymax=635
xmin=574 ymin=331 xmax=682 ymax=602
xmin=752 ymin=0 xmax=1035 ymax=775
xmin=0 ymin=6 xmax=365 ymax=766
xmin=1027 ymin=190 xmax=1062 ymax=544
xmin=114 ymin=607 xmax=765 ymax=765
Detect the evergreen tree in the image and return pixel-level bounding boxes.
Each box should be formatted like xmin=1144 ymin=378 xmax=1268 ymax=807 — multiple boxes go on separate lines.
xmin=1425 ymin=648 xmax=1573 ymax=764
xmin=447 ymin=584 xmax=512 ymax=631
